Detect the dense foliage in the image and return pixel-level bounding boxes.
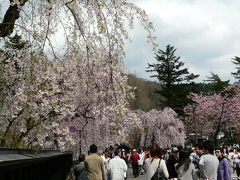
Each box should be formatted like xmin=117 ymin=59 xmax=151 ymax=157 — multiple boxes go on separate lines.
xmin=184 ymin=86 xmax=240 ymax=145
xmin=138 ymin=108 xmax=185 ymax=148
xmin=0 ymin=0 xmax=155 ymax=156
xmin=2 ymin=0 xmax=239 ymax=153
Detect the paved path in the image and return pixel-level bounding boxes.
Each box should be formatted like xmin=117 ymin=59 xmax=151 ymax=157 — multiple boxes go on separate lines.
xmin=125 ymin=167 xmax=239 ymax=180
xmin=127 ymin=168 xmax=147 ymax=180
xmin=232 ymin=172 xmax=239 ymax=180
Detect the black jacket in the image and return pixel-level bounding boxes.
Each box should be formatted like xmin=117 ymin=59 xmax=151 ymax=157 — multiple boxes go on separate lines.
xmin=166 ymin=155 xmax=178 ymax=178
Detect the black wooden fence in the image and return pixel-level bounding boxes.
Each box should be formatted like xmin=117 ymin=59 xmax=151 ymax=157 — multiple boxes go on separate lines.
xmin=0 ymin=148 xmax=73 ymax=180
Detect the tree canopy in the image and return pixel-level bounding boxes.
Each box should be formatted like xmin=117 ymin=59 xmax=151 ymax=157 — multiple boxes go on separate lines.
xmin=0 ymin=0 xmax=155 ymax=156
xmin=146 ymin=45 xmax=199 ymax=113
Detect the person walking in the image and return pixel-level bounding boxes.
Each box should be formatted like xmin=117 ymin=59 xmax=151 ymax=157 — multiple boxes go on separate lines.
xmin=130 ymin=149 xmax=140 ymax=177
xmin=198 ymin=141 xmax=219 ymax=180
xmin=98 ymin=150 xmax=108 ymax=178
xmin=190 ymin=148 xmax=199 ymax=168
xmin=138 ymin=149 xmax=144 ymax=175
xmin=215 ymin=148 xmax=231 ymax=180
xmin=74 ymin=154 xmax=88 ymax=180
xmin=166 ymin=147 xmax=178 ymax=180
xmin=84 ymin=144 xmax=107 ymax=180
xmin=108 ymin=149 xmax=128 ymax=180
xmin=145 ymin=144 xmax=169 ymax=180
xmin=231 ymin=147 xmax=240 ymax=177
xmin=121 ymin=149 xmax=129 ymax=167
xmin=105 ymin=152 xmax=111 ymax=180
xmin=228 ymin=148 xmax=235 ymax=174
xmin=175 ymin=150 xmax=198 ymax=180
xmin=236 ymin=148 xmax=240 ymax=179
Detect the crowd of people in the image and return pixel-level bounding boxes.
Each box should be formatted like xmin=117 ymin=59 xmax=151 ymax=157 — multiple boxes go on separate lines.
xmin=73 ymin=141 xmax=240 ymax=180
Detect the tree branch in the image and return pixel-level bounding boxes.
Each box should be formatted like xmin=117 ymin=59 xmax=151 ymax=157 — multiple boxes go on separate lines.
xmin=0 ymin=0 xmax=29 ymax=37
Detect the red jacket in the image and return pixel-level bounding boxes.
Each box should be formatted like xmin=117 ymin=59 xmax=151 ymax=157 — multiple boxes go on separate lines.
xmin=130 ymin=152 xmax=140 ymax=163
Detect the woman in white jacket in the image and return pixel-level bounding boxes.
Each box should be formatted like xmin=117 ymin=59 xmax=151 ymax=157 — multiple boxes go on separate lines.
xmin=145 ymin=144 xmax=169 ymax=180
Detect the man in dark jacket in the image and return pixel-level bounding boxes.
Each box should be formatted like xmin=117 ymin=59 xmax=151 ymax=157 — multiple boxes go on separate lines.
xmin=74 ymin=154 xmax=88 ymax=180
xmin=166 ymin=147 xmax=178 ymax=180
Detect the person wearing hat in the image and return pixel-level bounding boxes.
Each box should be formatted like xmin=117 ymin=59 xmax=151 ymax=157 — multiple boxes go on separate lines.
xmin=122 ymin=149 xmax=129 ymax=165
xmin=166 ymin=147 xmax=178 ymax=180
xmin=130 ymin=149 xmax=140 ymax=177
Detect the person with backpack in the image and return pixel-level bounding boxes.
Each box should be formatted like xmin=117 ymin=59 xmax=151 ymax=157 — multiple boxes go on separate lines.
xmin=74 ymin=154 xmax=88 ymax=180
xmin=215 ymin=147 xmax=231 ymax=180
xmin=190 ymin=148 xmax=199 ymax=169
xmin=145 ymin=144 xmax=169 ymax=180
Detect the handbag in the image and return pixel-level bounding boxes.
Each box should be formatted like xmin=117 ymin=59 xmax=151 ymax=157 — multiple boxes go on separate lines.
xmin=151 ymin=159 xmax=167 ymax=180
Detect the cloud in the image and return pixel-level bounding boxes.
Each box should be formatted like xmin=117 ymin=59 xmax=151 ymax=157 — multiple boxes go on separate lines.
xmin=124 ymin=0 xmax=240 ymax=83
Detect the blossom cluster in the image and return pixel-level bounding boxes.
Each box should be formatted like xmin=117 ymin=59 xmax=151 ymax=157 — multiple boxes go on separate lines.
xmin=0 ymin=0 xmax=155 ymax=157
xmin=133 ymin=108 xmax=185 ymax=148
xmin=184 ymin=86 xmax=240 ymax=139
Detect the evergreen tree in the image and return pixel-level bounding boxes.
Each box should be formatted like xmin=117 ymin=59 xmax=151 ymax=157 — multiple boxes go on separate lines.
xmin=204 ymin=72 xmax=230 ymax=93
xmin=146 ymin=45 xmax=199 ymax=112
xmin=231 ymin=56 xmax=240 ymax=81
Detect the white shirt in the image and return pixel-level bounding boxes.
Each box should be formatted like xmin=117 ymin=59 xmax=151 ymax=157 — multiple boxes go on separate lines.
xmin=199 ymin=154 xmax=219 ymax=180
xmin=106 ymin=157 xmax=111 ymax=170
xmin=108 ymin=156 xmax=128 ymax=180
xmin=101 ymin=155 xmax=106 ymax=161
xmin=145 ymin=158 xmax=169 ymax=180
xmin=101 ymin=155 xmax=107 ymax=174
xmin=138 ymin=154 xmax=144 ymax=165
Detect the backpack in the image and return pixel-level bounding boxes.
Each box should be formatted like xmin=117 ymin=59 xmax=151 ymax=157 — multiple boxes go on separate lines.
xmin=151 ymin=159 xmax=167 ymax=180
xmin=190 ymin=154 xmax=199 ymax=168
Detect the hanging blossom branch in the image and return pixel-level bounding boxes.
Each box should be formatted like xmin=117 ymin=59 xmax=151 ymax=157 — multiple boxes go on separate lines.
xmin=0 ymin=0 xmax=156 ymax=155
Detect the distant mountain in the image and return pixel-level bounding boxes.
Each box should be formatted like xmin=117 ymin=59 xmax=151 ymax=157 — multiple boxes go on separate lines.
xmin=127 ymin=74 xmax=164 ymax=111
xmin=127 ymin=74 xmax=220 ymax=113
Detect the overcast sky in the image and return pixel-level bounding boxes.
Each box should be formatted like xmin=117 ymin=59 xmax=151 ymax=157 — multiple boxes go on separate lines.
xmin=1 ymin=0 xmax=240 ymax=83
xmin=124 ymin=0 xmax=240 ymax=83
